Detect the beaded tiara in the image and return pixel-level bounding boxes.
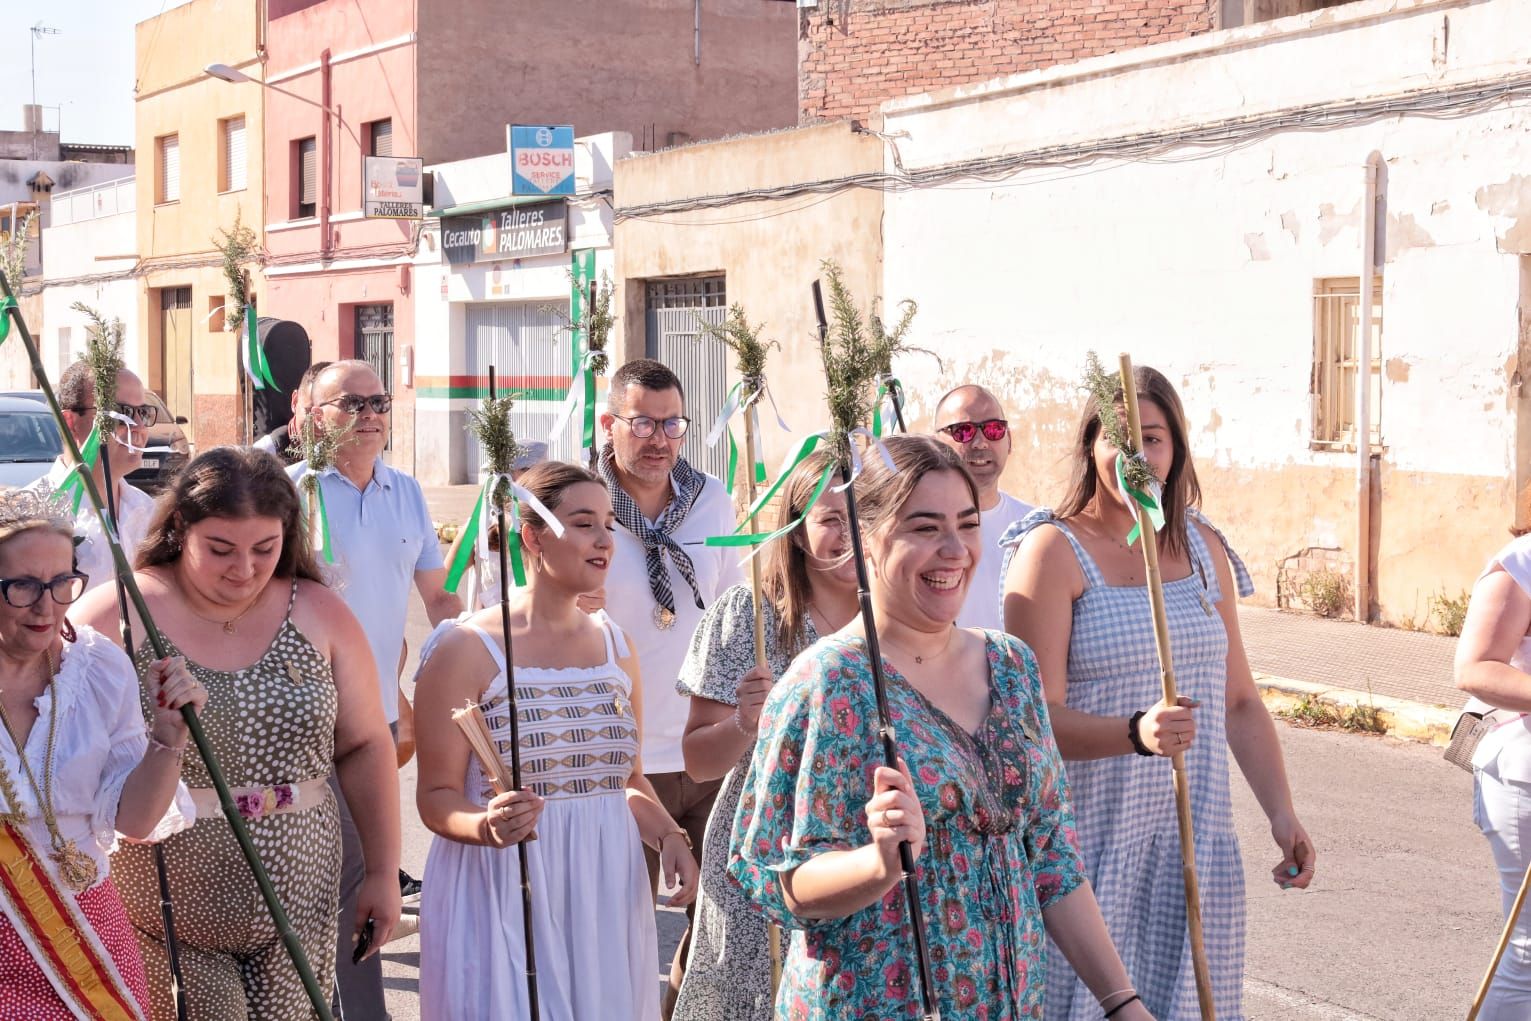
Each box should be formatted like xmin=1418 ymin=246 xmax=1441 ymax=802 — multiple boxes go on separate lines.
xmin=0 ymin=486 xmax=78 ymax=545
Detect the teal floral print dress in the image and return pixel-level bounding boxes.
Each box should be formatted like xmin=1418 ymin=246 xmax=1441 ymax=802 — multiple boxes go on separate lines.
xmin=728 ymin=630 xmax=1087 ymax=1020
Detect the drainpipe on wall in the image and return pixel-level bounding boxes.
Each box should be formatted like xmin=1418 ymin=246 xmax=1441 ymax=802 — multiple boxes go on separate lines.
xmin=694 ymin=0 xmax=702 ymax=65
xmin=320 ymin=48 xmax=332 ymax=260
xmin=1356 ymin=151 xmax=1383 ymax=623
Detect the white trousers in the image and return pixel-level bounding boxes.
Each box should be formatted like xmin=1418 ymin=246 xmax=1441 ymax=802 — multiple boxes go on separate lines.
xmin=1475 ymin=766 xmax=1531 ymax=1019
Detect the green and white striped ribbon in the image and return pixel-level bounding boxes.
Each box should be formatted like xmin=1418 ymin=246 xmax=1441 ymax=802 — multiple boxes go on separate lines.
xmin=445 ymin=473 xmax=565 ymax=595
xmin=303 ymin=475 xmax=335 ymax=564
xmin=54 ymin=425 xmax=103 ymax=515
xmin=1116 ymin=452 xmax=1166 ymax=547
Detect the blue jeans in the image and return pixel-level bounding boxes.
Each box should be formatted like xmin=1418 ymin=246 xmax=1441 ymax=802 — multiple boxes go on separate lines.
xmin=1475 ymin=766 xmax=1531 ymax=1019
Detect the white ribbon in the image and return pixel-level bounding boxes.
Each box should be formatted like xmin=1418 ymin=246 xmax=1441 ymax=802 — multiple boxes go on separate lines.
xmin=705 ymin=381 xmax=745 ymax=448
xmin=833 ymin=426 xmax=898 ymax=492
xmin=547 ymin=350 xmax=601 ymax=459
xmin=476 ymin=473 xmax=567 ymax=583
xmin=105 ymin=412 xmax=173 ymax=455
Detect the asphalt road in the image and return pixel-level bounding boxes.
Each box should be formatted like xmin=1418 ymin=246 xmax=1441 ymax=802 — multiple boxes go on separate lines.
xmin=381 ymin=594 xmax=1500 ymax=1020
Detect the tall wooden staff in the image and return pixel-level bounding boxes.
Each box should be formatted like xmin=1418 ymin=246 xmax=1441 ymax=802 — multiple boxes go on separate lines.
xmin=476 ymin=368 xmax=540 ymax=1019
xmin=1114 ymin=352 xmax=1215 ymax=1021
xmin=0 ymin=273 xmax=335 ymax=1021
xmin=814 ymin=271 xmax=941 ymax=1021
xmin=75 ymin=305 xmax=191 ymax=1021
xmin=1466 ymin=869 xmax=1531 ymax=1017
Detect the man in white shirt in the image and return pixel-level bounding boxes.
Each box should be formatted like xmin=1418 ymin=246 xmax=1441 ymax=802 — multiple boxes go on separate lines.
xmin=288 ymin=359 xmax=461 ymax=1019
xmin=595 ymin=358 xmax=740 ymax=1015
xmin=932 ymin=384 xmax=1034 ymax=631
xmin=25 ymin=361 xmax=155 ymax=596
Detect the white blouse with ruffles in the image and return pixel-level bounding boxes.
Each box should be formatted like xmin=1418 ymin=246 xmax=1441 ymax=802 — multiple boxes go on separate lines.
xmin=0 ymin=624 xmax=195 ymax=890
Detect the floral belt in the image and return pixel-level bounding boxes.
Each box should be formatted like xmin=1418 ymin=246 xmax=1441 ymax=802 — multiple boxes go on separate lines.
xmin=187 ymin=777 xmax=330 ymax=823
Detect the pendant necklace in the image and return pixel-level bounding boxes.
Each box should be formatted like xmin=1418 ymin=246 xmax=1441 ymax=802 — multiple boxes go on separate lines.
xmin=187 ymin=592 xmax=261 ymax=634
xmin=0 ymin=648 xmax=100 ymax=893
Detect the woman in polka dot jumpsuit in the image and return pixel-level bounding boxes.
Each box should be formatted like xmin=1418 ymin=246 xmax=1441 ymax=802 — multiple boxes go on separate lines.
xmin=74 ymin=448 xmax=401 ymax=1020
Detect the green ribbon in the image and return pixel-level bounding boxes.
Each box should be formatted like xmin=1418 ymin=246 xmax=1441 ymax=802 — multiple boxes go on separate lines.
xmin=735 ymin=431 xmax=826 ymax=531
xmin=445 ymin=477 xmax=488 ymax=593
xmin=302 ymin=476 xmax=335 ymax=564
xmin=0 ymin=295 xmax=15 ymax=344
xmin=705 ymin=463 xmax=835 ymax=551
xmin=445 ymin=474 xmax=527 ymax=594
xmin=871 ymin=376 xmax=902 ymax=437
xmin=1115 ymin=452 xmax=1165 ymax=547
xmin=55 ymin=425 xmax=102 ymax=514
xmin=724 ymin=427 xmax=769 ymax=498
xmin=245 ymin=304 xmax=278 ymax=391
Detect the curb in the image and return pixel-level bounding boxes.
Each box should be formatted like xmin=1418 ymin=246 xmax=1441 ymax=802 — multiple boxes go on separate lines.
xmin=1253 ymin=673 xmax=1458 ymax=747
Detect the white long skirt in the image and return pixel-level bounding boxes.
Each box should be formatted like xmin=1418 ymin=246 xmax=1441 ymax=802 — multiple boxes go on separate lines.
xmin=419 ymin=790 xmax=660 ymax=1021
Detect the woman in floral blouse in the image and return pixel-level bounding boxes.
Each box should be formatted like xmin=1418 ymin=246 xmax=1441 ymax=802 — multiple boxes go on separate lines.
xmin=729 ymin=436 xmax=1153 ymax=1021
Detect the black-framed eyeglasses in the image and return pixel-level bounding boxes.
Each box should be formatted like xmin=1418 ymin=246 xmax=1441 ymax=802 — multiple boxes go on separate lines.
xmin=938 ymin=419 xmax=1009 ymax=444
xmin=610 ymin=414 xmax=690 ymax=440
xmin=320 ymin=393 xmax=394 ymax=415
xmin=0 ymin=573 xmax=89 ymax=609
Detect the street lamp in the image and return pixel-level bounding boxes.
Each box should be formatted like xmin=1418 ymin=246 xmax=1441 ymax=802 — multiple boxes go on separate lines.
xmin=203 ymin=63 xmax=360 ymax=145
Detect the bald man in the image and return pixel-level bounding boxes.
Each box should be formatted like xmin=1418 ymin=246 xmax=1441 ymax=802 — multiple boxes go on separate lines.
xmin=932 ymin=384 xmax=1033 ymax=630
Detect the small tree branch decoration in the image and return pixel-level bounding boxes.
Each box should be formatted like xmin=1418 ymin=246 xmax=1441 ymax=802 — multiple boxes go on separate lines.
xmin=72 ymin=301 xmax=125 ymax=436
xmin=700 ymin=304 xmax=779 ymax=402
xmin=1084 ymin=350 xmax=1154 ymax=490
xmin=467 ymin=394 xmax=524 ymax=507
xmin=214 ymin=211 xmax=259 ymax=330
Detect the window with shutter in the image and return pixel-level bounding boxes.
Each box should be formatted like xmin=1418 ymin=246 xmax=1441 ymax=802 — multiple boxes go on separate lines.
xmin=158 ymin=134 xmax=180 ymax=204
xmin=370 ymin=119 xmax=393 ymax=158
xmin=222 ymin=116 xmax=247 ymax=192
xmin=296 ymin=137 xmax=317 ymax=218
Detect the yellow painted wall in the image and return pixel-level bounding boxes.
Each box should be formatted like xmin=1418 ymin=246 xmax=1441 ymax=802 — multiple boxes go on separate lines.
xmin=134 ymin=0 xmax=265 ymax=446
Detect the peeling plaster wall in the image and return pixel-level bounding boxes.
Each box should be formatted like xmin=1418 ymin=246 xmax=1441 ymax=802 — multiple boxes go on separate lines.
xmin=873 ymin=0 xmax=1531 ymax=620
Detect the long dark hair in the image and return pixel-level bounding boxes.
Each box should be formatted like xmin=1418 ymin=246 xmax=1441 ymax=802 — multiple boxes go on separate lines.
xmin=1058 ymin=364 xmax=1200 ymax=558
xmin=137 ymin=447 xmax=325 ymax=582
xmin=762 ymin=450 xmax=837 ymax=655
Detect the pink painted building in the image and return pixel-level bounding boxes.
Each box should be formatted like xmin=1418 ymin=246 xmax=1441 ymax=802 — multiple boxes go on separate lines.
xmin=260 ymin=0 xmax=798 ymax=473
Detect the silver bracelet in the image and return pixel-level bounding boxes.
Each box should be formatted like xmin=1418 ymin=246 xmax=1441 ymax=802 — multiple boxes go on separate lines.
xmin=732 ymin=705 xmax=757 ymax=736
xmin=147 ymin=734 xmax=189 ymax=761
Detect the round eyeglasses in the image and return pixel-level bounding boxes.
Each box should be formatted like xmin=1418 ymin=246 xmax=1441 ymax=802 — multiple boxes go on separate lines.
xmin=938 ymin=419 xmax=1009 ymax=444
xmin=610 ymin=414 xmax=690 ymax=440
xmin=0 ymin=573 xmax=90 ymax=609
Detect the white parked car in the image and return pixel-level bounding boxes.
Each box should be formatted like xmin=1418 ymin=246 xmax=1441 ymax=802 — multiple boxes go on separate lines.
xmin=0 ymin=394 xmax=61 ymax=489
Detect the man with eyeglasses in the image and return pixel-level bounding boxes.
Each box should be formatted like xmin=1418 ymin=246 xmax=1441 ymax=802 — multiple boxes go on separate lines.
xmin=595 ymin=358 xmax=741 ymax=1016
xmin=932 ymin=384 xmax=1034 ymax=631
xmin=288 ymin=359 xmax=461 ymax=1020
xmin=23 ymin=360 xmax=154 ymax=597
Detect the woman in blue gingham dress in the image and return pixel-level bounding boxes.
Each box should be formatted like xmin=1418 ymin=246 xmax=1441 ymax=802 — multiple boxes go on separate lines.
xmin=1000 ymin=365 xmax=1315 ymax=1021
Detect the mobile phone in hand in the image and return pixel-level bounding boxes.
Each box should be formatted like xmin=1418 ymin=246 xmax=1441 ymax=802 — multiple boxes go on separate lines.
xmin=351 ymin=917 xmax=375 ymax=964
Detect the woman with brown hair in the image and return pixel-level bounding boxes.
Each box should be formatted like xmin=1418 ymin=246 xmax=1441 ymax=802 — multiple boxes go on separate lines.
xmin=1001 ymin=366 xmax=1313 ymax=1021
xmin=672 ymin=450 xmax=859 ymax=1020
xmin=71 ymin=447 xmax=401 ymax=1021
xmin=413 ymin=460 xmax=699 ymax=1021
xmin=729 ymin=435 xmax=1153 ymax=1021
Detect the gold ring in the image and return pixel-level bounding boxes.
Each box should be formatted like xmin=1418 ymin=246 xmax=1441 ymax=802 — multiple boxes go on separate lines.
xmin=499 ymin=805 xmax=511 ymax=820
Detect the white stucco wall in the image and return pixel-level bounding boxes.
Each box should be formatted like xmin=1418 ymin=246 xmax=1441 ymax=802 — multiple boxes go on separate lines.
xmin=41 ymin=181 xmax=139 ymax=380
xmin=877 ymin=0 xmax=1531 ymax=614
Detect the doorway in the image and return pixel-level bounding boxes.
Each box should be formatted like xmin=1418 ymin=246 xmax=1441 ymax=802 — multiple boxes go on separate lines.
xmin=157 ymin=286 xmax=193 ymax=438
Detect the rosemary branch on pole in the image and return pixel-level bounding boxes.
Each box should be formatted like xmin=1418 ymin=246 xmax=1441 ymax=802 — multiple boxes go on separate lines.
xmin=0 ymin=272 xmax=335 ymax=1021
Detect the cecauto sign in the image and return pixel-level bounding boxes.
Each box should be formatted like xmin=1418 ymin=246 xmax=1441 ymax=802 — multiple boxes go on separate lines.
xmin=509 ymin=124 xmax=576 ymax=196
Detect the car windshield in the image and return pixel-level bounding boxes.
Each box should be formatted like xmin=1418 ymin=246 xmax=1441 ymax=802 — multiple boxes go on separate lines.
xmin=0 ymin=411 xmax=63 ymax=462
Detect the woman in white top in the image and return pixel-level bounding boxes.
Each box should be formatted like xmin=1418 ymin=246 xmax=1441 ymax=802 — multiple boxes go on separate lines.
xmin=1456 ymin=530 xmax=1531 ymax=1018
xmin=0 ymin=487 xmax=203 ymax=1021
xmin=414 ymin=461 xmax=700 ymax=1021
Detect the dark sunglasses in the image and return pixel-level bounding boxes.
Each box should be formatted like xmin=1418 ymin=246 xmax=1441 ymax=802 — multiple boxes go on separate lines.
xmin=320 ymin=393 xmax=393 ymax=415
xmin=0 ymin=572 xmax=89 ymax=609
xmin=72 ymin=404 xmax=160 ymax=427
xmin=610 ymin=414 xmax=690 ymax=440
xmin=938 ymin=419 xmax=1009 ymax=444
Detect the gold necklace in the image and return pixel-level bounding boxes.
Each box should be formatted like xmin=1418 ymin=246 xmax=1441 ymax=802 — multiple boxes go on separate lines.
xmin=185 ymin=591 xmax=262 ymax=634
xmin=0 ymin=648 xmax=99 ymax=892
xmin=881 ymin=625 xmax=955 ymax=666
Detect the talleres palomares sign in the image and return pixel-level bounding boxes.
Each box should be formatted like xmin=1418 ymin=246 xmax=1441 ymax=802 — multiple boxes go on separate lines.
xmin=441 ymin=200 xmax=568 ymax=265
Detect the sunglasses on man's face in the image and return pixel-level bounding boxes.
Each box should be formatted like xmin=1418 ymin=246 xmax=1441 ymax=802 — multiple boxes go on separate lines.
xmin=320 ymin=393 xmax=393 ymax=416
xmin=73 ymin=404 xmax=160 ymax=427
xmin=938 ymin=419 xmax=1009 ymax=444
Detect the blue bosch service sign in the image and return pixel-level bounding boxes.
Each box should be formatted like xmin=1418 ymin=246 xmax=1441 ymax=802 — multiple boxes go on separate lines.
xmin=509 ymin=124 xmax=576 ymax=196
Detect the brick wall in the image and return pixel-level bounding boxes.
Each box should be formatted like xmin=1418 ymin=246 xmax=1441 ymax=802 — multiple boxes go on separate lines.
xmin=799 ymin=0 xmax=1218 ymax=125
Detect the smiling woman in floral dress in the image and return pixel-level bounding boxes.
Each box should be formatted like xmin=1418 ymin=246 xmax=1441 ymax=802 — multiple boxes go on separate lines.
xmin=728 ymin=435 xmax=1154 ymax=1021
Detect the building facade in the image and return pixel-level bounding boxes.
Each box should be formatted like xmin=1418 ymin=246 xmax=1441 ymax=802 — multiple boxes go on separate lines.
xmin=39 ymin=178 xmax=140 ymax=381
xmin=134 ymin=0 xmax=265 ymax=446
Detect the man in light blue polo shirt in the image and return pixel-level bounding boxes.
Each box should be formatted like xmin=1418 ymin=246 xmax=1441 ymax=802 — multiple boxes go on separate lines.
xmin=289 ymin=359 xmax=462 ymax=1020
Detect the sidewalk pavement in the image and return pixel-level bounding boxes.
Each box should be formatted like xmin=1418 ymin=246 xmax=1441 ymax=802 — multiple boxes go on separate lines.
xmin=427 ymin=485 xmax=1463 ymax=744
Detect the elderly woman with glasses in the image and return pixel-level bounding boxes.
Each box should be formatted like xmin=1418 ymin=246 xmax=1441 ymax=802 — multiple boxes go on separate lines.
xmin=0 ymin=487 xmax=203 ymax=1021
xmin=22 ymin=359 xmax=159 ymax=598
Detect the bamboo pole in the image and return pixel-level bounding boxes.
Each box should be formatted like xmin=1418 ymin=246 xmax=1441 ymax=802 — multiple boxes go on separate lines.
xmin=814 ymin=279 xmax=941 ymax=1021
xmin=740 ymin=397 xmax=785 ymax=993
xmin=1117 ymin=353 xmax=1215 ymax=1021
xmin=1466 ymin=860 xmax=1531 ymax=1018
xmin=488 ymin=367 xmax=541 ymax=1020
xmin=0 ymin=272 xmax=335 ymax=1021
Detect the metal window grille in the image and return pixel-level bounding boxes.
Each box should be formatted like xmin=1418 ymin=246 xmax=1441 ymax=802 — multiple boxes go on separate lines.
xmin=158 ymin=134 xmax=180 ymax=203
xmin=222 ymin=116 xmax=246 ymax=192
xmin=297 ymin=137 xmax=317 ymax=217
xmin=370 ymin=119 xmax=393 ymax=158
xmin=465 ymin=302 xmax=569 ymax=472
xmin=356 ymin=304 xmax=395 ymax=449
xmin=645 ymin=277 xmax=728 ymax=480
xmin=1311 ymin=276 xmax=1382 ymax=451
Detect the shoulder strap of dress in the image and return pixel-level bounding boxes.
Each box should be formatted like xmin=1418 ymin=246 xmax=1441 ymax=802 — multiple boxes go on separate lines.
xmin=598 ymin=612 xmax=631 ymax=663
xmin=1186 ymin=508 xmax=1255 ymax=599
xmin=285 ymin=578 xmax=299 ymax=618
xmin=460 ymin=621 xmax=508 ymax=672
